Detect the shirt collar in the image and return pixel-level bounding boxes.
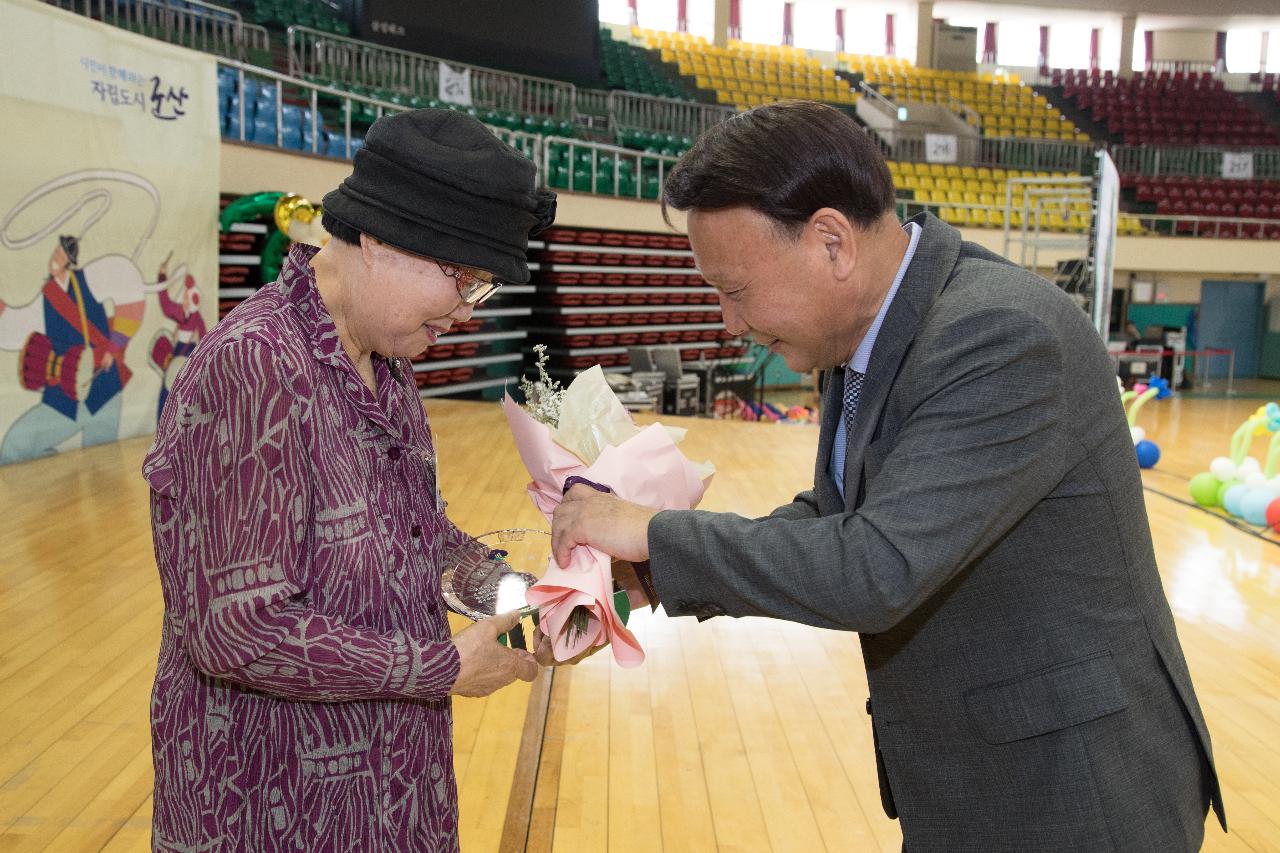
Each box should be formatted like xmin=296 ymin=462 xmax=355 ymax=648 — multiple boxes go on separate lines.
xmin=278 ymin=243 xmax=351 ymax=370
xmin=847 ymin=221 xmax=921 ymax=374
xmin=277 ymin=242 xmax=411 ymax=438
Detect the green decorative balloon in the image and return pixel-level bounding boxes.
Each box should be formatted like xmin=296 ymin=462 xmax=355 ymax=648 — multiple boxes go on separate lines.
xmin=219 ymin=190 xmax=283 ymax=233
xmin=1188 ymin=472 xmax=1222 ymax=507
xmin=1215 ymin=479 xmax=1240 ymax=509
xmin=260 ymin=228 xmax=292 ymax=285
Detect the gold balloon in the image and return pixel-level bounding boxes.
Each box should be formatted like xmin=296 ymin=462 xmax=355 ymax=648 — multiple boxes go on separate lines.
xmin=272 ymin=193 xmax=328 ymax=247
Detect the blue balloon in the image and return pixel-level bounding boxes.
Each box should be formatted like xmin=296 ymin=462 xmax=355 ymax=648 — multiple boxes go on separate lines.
xmin=1135 ymin=440 xmax=1160 ymax=469
xmin=1223 ymin=484 xmax=1249 ymax=517
xmin=1242 ymin=488 xmax=1274 ymax=526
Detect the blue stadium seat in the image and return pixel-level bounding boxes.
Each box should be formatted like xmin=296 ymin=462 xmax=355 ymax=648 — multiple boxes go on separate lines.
xmin=324 ymin=131 xmax=348 ymax=158
xmin=249 ymin=117 xmax=277 ymax=146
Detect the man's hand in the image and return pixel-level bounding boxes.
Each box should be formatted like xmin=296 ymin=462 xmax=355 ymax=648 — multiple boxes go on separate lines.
xmin=551 ymin=484 xmax=658 ymax=568
xmin=450 ymin=611 xmax=539 ymax=697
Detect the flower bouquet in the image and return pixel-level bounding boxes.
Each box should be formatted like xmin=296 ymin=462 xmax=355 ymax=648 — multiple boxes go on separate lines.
xmin=505 ymin=347 xmax=714 ymax=666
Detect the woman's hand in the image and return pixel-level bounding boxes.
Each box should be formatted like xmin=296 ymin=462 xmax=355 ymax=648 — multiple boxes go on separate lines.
xmin=450 ymin=611 xmax=539 ymax=697
xmin=531 ymin=626 xmax=603 ymax=667
xmin=551 ymin=484 xmax=658 ymax=568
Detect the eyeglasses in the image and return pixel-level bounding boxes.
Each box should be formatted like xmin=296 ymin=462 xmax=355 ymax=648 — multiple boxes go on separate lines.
xmin=435 ymin=260 xmax=503 ymax=305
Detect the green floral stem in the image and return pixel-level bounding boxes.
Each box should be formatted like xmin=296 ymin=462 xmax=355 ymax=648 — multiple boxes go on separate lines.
xmin=564 ymin=605 xmax=591 ymax=647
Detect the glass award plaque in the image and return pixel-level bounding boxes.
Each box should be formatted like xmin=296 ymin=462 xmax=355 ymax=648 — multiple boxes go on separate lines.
xmin=441 ymin=528 xmax=551 ymax=622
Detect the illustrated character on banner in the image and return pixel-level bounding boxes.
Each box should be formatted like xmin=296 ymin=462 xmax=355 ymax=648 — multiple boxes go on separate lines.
xmin=148 ymin=257 xmax=205 ymax=422
xmin=0 ymin=170 xmax=170 ymax=463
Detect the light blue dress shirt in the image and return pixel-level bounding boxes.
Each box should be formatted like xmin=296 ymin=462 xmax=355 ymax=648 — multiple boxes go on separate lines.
xmin=830 ymin=221 xmax=922 ymax=499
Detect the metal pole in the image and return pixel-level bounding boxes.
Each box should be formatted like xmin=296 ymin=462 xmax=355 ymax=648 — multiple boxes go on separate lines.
xmin=237 ymin=67 xmax=246 ymax=141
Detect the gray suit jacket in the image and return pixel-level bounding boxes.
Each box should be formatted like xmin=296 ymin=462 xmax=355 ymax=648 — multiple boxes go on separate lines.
xmin=649 ymin=213 xmax=1225 ymax=852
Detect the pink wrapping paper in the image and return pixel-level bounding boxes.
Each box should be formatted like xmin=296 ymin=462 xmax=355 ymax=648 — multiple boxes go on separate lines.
xmin=503 ymin=394 xmax=711 ymax=666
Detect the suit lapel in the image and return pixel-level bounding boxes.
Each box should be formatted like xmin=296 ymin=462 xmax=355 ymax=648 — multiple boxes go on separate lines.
xmin=814 ymin=367 xmax=845 ymax=514
xmin=840 ymin=213 xmax=963 ymax=506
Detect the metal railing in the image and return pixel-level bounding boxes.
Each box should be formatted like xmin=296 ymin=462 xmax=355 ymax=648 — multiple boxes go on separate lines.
xmin=1113 ymin=212 xmax=1279 ymax=239
xmin=880 ymin=133 xmax=1096 ymax=175
xmin=539 ymin=135 xmax=681 ymax=201
xmin=606 ymin=91 xmax=734 ymax=141
xmin=218 ymin=59 xmax=543 ymax=163
xmin=286 ymin=25 xmax=576 ymax=120
xmin=573 ymin=89 xmax=613 ymax=135
xmin=49 ymin=0 xmax=269 ymax=62
xmin=897 ymin=193 xmax=1279 ymax=241
xmin=1002 ymin=177 xmax=1094 ymax=267
xmin=858 ymin=80 xmax=899 ymax=115
xmin=1110 ymin=145 xmax=1280 ymax=181
xmin=1146 ymin=60 xmax=1221 ymax=76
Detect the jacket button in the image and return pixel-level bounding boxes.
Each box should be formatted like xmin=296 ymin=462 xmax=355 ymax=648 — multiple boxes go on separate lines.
xmin=410 ymin=524 xmax=421 ymax=538
xmin=865 ymin=698 xmax=873 ymax=716
xmin=388 ymin=446 xmax=402 ymax=461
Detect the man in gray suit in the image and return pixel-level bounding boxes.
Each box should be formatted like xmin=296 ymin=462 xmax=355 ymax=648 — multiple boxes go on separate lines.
xmin=548 ymin=101 xmax=1225 ymax=851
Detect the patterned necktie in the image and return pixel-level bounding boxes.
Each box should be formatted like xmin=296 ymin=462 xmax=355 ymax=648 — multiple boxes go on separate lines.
xmin=843 ymin=368 xmax=865 ymax=436
xmin=829 ymin=366 xmax=860 ymax=499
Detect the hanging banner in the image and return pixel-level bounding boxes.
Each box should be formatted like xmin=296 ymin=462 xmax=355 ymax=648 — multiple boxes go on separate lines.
xmin=925 ymin=133 xmax=958 ymax=164
xmin=1092 ymin=150 xmax=1119 ymax=339
xmin=0 ymin=0 xmax=219 ymax=465
xmin=1221 ymin=152 xmax=1254 ymax=181
xmin=439 ymin=62 xmax=473 ymax=107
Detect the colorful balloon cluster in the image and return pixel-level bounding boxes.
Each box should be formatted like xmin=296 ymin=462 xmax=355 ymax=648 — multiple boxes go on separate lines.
xmin=1122 ymin=376 xmax=1171 ymax=468
xmin=1188 ymin=402 xmax=1280 ymax=527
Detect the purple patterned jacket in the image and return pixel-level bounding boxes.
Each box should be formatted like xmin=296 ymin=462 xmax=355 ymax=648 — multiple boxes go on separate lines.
xmin=144 ymin=245 xmax=465 ymax=851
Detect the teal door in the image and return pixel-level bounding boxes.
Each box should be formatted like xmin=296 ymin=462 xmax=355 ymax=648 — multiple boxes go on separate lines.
xmin=1199 ymin=280 xmax=1263 ymax=379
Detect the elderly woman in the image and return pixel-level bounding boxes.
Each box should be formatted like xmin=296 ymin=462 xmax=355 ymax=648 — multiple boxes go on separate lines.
xmin=142 ymin=109 xmax=555 ymax=851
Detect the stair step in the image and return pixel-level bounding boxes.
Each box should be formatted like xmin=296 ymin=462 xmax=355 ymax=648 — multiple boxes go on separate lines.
xmin=1035 ymin=85 xmax=1117 ymax=145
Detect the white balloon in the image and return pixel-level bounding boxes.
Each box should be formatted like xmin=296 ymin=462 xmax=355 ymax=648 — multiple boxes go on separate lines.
xmin=1209 ymin=457 xmax=1237 ymax=481
xmin=1130 ymin=426 xmax=1146 ymax=445
xmin=1239 ymin=457 xmax=1262 ymax=477
xmin=1245 ymin=472 xmax=1268 ymax=488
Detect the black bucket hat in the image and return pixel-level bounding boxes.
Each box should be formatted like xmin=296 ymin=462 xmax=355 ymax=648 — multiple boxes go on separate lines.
xmin=322 ymin=108 xmax=557 ymax=284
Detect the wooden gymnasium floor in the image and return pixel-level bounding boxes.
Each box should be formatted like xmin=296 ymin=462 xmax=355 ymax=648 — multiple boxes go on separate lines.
xmin=2 ymin=385 xmax=1280 ymax=851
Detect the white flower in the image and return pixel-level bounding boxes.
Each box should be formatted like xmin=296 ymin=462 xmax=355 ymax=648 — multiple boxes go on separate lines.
xmin=517 ymin=344 xmax=566 ymax=428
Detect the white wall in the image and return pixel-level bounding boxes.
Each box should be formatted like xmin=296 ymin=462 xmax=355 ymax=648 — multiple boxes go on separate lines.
xmin=1151 ymin=30 xmax=1217 ymax=64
